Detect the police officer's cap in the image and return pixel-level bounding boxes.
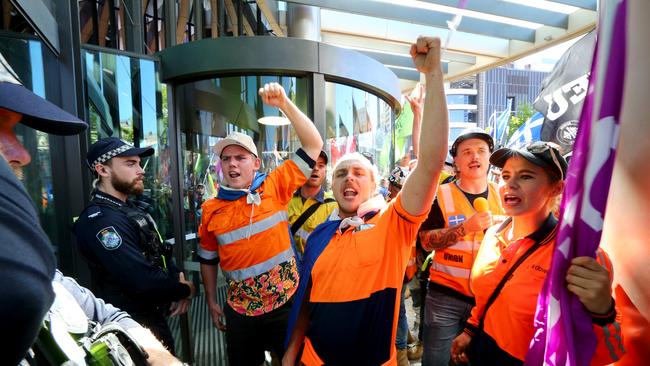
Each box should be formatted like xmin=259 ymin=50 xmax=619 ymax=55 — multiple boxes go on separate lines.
xmin=86 ymin=137 xmax=154 ymax=170
xmin=449 ymin=127 xmax=494 ymax=157
xmin=0 ymin=53 xmax=87 ymax=135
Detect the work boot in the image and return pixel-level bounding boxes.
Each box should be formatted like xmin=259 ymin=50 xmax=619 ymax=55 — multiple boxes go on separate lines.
xmin=407 ymin=341 xmax=423 ymax=361
xmin=397 ymin=348 xmax=410 ymax=366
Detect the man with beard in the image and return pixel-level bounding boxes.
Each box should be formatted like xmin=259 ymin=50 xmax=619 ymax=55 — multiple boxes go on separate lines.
xmin=288 ymin=151 xmax=337 ymax=257
xmin=283 ymin=36 xmax=449 ymax=366
xmin=0 ymin=53 xmax=181 ymax=364
xmin=75 ymin=137 xmax=195 ymax=353
xmin=417 ymin=128 xmax=504 ymax=366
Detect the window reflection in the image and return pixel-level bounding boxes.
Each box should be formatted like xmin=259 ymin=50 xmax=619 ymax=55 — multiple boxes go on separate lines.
xmin=0 ymin=37 xmax=59 ymax=249
xmin=82 ymin=49 xmax=172 ymax=239
xmin=446 ymin=94 xmax=477 ymax=105
xmin=325 ymin=82 xmax=394 ymax=178
xmin=178 ymin=76 xmax=308 ymax=240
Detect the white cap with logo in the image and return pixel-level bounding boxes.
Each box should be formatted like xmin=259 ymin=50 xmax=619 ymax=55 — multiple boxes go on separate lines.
xmin=214 ymin=132 xmax=259 ymax=157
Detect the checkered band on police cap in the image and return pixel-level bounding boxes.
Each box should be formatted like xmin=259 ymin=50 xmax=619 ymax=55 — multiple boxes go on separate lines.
xmin=91 ymin=143 xmax=132 ymax=167
xmin=86 ymin=137 xmax=154 ymax=171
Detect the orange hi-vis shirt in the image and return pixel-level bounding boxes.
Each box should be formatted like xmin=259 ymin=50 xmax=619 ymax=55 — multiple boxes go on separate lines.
xmin=429 ymin=181 xmax=503 ymax=297
xmin=404 ymin=244 xmax=417 ymax=282
xmin=300 ymin=195 xmax=429 ymax=366
xmin=466 ymin=215 xmax=625 ymax=364
xmin=198 ymin=154 xmax=312 ymax=316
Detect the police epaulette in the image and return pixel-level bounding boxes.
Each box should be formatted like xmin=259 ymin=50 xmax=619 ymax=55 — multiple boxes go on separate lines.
xmin=86 ymin=206 xmax=103 ymax=220
xmin=133 ymin=200 xmax=151 ymax=212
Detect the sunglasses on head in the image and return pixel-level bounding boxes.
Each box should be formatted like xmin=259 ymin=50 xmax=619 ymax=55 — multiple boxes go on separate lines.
xmin=525 ymin=141 xmax=564 ymax=180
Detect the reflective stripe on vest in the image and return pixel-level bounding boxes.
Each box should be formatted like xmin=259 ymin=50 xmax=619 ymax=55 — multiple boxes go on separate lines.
xmin=429 ymin=182 xmax=503 ymax=297
xmin=295 ymin=227 xmax=310 ymax=241
xmin=448 ymin=240 xmax=480 ymax=252
xmin=198 ymin=246 xmax=218 ymax=260
xmin=216 ymin=210 xmax=289 ymax=246
xmin=222 ymin=247 xmax=294 ymax=281
xmin=432 ymin=262 xmax=472 ymax=279
xmin=439 ymin=184 xmax=455 ymax=214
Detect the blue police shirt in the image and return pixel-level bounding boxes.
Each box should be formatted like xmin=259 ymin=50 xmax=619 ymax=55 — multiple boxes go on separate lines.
xmin=74 ymin=191 xmax=190 ymax=315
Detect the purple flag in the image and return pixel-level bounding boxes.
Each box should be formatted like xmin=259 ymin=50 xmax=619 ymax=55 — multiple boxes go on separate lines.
xmin=525 ymin=1 xmax=627 ymax=365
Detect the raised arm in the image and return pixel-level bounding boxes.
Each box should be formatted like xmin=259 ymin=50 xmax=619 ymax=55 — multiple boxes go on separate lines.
xmin=259 ymin=82 xmax=323 ymax=160
xmin=406 ymin=83 xmax=425 ymax=158
xmin=400 ymin=37 xmax=449 ymax=216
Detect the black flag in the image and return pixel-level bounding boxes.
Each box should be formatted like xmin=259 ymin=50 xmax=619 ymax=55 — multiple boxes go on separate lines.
xmin=533 ymin=30 xmax=596 ymax=154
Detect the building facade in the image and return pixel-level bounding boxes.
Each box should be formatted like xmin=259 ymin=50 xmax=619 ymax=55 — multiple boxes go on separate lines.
xmin=2 ymin=1 xmax=401 ymax=363
xmin=478 ymin=65 xmax=549 ymax=130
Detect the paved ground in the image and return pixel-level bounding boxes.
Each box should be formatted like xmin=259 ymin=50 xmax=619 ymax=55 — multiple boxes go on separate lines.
xmin=405 ymin=282 xmax=423 ymax=365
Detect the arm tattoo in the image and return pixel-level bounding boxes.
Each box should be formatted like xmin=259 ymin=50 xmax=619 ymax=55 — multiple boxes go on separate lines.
xmin=419 ymin=224 xmax=466 ymax=252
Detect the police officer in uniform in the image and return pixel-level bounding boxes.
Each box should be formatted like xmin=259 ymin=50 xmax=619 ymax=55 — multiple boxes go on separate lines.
xmin=75 ymin=137 xmax=195 ymax=353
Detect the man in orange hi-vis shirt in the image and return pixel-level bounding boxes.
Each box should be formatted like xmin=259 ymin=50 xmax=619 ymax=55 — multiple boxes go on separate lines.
xmin=283 ymin=36 xmax=449 ymax=366
xmin=198 ymin=82 xmax=322 ymax=366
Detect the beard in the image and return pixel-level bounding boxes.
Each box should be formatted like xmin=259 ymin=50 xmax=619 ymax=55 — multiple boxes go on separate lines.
xmin=111 ymin=174 xmax=144 ymax=196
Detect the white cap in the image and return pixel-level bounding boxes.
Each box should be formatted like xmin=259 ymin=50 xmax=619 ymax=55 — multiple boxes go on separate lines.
xmin=214 ymin=132 xmax=259 ymax=157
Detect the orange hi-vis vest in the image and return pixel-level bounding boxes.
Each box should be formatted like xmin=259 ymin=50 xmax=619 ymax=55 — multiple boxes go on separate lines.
xmin=429 ymin=181 xmax=503 ymax=297
xmin=199 ymin=158 xmax=310 ymax=282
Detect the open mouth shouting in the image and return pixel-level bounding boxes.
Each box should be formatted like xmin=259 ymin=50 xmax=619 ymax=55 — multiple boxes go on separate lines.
xmin=343 ymin=187 xmax=358 ymax=200
xmin=503 ymin=193 xmax=521 ymax=207
xmin=468 ymin=161 xmax=481 ymax=170
xmin=228 ymin=171 xmax=241 ymax=179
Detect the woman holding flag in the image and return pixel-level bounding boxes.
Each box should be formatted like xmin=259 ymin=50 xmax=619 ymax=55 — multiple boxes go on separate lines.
xmin=450 ymin=141 xmax=624 ymax=365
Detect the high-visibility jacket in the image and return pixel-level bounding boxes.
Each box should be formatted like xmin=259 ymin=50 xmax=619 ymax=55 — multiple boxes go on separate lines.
xmin=300 ymin=195 xmax=429 ymax=366
xmin=404 ymin=245 xmax=417 ymax=282
xmin=287 ymin=189 xmax=337 ymax=254
xmin=429 ymin=181 xmax=503 ymax=297
xmin=198 ymin=155 xmax=312 ymax=315
xmin=465 ymin=215 xmax=624 ymax=364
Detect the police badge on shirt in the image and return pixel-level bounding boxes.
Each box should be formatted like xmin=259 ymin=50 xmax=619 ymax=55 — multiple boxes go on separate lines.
xmin=96 ymin=226 xmax=122 ymax=250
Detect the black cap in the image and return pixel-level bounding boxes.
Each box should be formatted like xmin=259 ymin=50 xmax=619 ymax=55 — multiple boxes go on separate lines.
xmin=0 ymin=54 xmax=87 ymax=135
xmin=318 ymin=151 xmax=329 ymax=164
xmin=445 ymin=151 xmax=454 ymax=166
xmin=86 ymin=137 xmax=154 ymax=170
xmin=490 ymin=141 xmax=568 ymax=180
xmin=450 ymin=127 xmax=494 ymax=157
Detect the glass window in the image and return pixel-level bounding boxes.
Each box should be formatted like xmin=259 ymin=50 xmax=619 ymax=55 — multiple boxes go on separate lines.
xmin=78 ymin=0 xmax=127 ymax=50
xmin=446 ymin=94 xmax=476 ymax=105
xmin=325 ymin=82 xmax=394 ymax=178
xmin=449 ymin=110 xmax=477 ymax=123
xmin=0 ymin=2 xmax=38 ymax=35
xmin=82 ymin=48 xmax=172 ymax=240
xmin=0 ymin=37 xmax=61 ymax=248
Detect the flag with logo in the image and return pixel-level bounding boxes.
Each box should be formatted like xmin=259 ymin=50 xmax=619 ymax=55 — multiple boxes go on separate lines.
xmin=533 ymin=31 xmax=596 ymax=154
xmin=526 ymin=1 xmax=627 ymax=365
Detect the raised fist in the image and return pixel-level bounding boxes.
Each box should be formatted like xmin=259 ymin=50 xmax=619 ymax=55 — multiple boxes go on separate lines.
xmin=258 ymin=82 xmax=288 ymax=109
xmin=410 ymin=36 xmax=442 ymax=75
